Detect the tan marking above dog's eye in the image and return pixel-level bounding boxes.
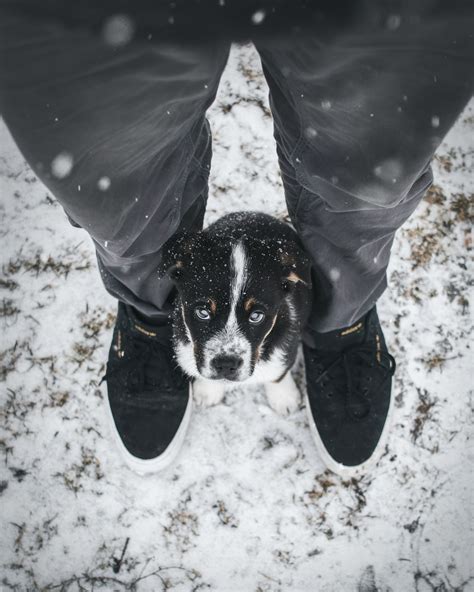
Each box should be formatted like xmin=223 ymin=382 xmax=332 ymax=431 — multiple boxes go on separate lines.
xmin=244 ymin=297 xmax=256 ymax=311
xmin=208 ymin=298 xmax=217 ymax=314
xmin=286 ymin=271 xmax=306 ymax=285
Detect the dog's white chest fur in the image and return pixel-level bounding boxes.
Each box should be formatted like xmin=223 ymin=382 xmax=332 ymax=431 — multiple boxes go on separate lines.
xmin=192 ymin=371 xmax=301 ymax=416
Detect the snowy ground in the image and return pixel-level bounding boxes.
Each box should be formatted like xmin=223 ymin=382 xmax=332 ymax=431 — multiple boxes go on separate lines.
xmin=1 ymin=44 xmax=473 ymax=592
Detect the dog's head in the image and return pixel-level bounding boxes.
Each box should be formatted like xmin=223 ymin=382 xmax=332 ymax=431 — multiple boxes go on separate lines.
xmin=159 ymin=229 xmax=312 ymax=382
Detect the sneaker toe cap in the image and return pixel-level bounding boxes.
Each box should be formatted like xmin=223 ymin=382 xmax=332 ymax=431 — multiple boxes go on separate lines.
xmin=111 ymin=398 xmax=189 ymax=460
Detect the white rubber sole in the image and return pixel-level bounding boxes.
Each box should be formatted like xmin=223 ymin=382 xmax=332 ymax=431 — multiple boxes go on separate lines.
xmin=304 ymin=385 xmax=395 ymax=479
xmin=103 ymin=382 xmax=193 ymax=475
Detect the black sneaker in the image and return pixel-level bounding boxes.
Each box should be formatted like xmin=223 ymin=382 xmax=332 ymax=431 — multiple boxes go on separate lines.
xmin=101 ymin=302 xmax=191 ymax=474
xmin=303 ymin=307 xmax=396 ymax=476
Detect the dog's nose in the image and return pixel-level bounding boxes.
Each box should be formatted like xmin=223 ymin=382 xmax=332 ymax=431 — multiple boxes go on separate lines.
xmin=212 ymin=355 xmax=243 ymax=379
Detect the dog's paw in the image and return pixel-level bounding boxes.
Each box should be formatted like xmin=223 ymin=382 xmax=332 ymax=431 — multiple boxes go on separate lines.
xmin=192 ymin=378 xmax=226 ymax=407
xmin=265 ymin=372 xmax=301 ymax=415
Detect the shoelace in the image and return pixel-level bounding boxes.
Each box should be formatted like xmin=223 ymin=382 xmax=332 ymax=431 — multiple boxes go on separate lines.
xmin=101 ymin=336 xmax=186 ymax=400
xmin=311 ymin=343 xmax=396 ymax=420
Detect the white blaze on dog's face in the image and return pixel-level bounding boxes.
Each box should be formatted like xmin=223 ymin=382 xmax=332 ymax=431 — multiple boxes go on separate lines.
xmin=161 ymin=224 xmax=312 ymax=383
xmin=198 ymin=242 xmax=251 ymax=380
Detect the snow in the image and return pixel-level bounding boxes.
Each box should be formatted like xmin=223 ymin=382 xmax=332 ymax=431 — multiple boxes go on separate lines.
xmin=374 ymin=159 xmax=403 ymax=184
xmin=97 ymin=177 xmax=111 ymax=192
xmin=386 ymin=15 xmax=402 ymax=31
xmin=102 ymin=15 xmax=135 ymax=48
xmin=304 ymin=127 xmax=318 ymax=140
xmin=251 ymin=10 xmax=266 ymax=25
xmin=1 ymin=43 xmax=473 ymax=591
xmin=51 ymin=152 xmax=74 ymax=179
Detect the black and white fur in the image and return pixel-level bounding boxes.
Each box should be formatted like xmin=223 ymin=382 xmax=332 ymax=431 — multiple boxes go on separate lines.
xmin=159 ymin=212 xmax=313 ymax=415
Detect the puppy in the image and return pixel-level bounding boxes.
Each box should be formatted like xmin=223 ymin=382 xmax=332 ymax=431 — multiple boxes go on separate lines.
xmin=159 ymin=212 xmax=312 ymax=415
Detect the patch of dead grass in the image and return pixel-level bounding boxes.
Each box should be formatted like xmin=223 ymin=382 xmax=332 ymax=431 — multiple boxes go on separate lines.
xmin=451 ymin=193 xmax=474 ymax=223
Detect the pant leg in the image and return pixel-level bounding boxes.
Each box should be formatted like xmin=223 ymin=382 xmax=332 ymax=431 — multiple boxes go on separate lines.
xmin=0 ymin=9 xmax=230 ymax=321
xmin=255 ymin=3 xmax=474 ymax=333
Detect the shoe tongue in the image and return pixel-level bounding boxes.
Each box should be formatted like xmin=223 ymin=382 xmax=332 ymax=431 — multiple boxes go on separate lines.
xmin=308 ymin=318 xmax=366 ymax=351
xmin=126 ymin=305 xmax=172 ymax=343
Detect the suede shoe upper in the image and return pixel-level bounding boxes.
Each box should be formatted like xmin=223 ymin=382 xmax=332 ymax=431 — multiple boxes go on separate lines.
xmin=304 ymin=307 xmax=395 ymax=469
xmin=103 ymin=303 xmax=190 ymax=461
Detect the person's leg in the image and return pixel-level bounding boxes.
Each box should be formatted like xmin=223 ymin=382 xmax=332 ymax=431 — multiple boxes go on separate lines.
xmin=0 ymin=8 xmax=230 ymax=471
xmin=0 ymin=9 xmax=230 ymax=322
xmin=255 ymin=4 xmax=473 ymax=333
xmin=255 ymin=3 xmax=473 ymax=475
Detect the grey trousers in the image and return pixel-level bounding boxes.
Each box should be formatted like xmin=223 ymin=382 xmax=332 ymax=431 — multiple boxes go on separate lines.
xmin=1 ymin=4 xmax=472 ymax=332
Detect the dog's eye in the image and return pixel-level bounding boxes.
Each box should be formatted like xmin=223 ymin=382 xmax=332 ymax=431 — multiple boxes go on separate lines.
xmin=249 ymin=310 xmax=265 ymax=325
xmin=194 ymin=307 xmax=211 ymax=321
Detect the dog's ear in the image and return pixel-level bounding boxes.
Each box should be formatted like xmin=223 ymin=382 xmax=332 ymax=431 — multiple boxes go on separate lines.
xmin=278 ymin=240 xmax=312 ymax=292
xmin=158 ymin=232 xmax=202 ymax=282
